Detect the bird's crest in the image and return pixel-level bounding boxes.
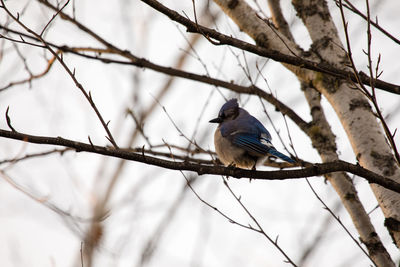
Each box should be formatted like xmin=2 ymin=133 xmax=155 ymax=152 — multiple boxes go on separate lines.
xmin=218 ymin=98 xmax=239 ymax=119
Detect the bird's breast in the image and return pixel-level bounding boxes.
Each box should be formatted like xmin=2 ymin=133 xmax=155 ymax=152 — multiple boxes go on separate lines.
xmin=214 ymin=128 xmax=256 ymax=168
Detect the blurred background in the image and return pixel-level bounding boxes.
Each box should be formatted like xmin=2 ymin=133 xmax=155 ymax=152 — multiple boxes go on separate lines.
xmin=0 ymin=0 xmax=399 ymax=266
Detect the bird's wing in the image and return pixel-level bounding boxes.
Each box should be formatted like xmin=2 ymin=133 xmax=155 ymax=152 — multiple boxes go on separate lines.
xmin=219 ymin=114 xmax=295 ymax=163
xmin=219 ymin=111 xmax=272 ymax=155
xmin=250 ymin=116 xmax=272 ymax=141
xmin=230 ymin=132 xmax=295 ymax=163
xmin=229 ymin=132 xmax=272 ymax=156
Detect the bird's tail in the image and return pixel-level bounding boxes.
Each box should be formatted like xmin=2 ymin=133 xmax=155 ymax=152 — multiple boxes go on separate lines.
xmin=268 ymin=147 xmax=296 ymax=164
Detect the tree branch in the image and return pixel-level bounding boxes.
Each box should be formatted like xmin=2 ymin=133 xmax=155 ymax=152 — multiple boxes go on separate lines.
xmin=339 ymin=0 xmax=400 ymax=46
xmin=0 ymin=0 xmax=119 ymax=148
xmin=139 ymin=0 xmax=400 ymax=94
xmin=5 ymin=0 xmax=396 ymax=94
xmin=1 ymin=128 xmax=399 ymax=194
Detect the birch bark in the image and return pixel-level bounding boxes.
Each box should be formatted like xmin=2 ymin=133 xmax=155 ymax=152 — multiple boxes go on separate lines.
xmin=213 ymin=0 xmax=400 ymax=264
xmin=303 ymin=84 xmax=394 ymax=266
xmin=293 ymin=0 xmax=400 ymax=249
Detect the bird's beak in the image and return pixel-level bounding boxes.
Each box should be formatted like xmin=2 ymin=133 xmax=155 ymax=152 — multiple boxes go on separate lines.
xmin=209 ymin=117 xmax=222 ymax=123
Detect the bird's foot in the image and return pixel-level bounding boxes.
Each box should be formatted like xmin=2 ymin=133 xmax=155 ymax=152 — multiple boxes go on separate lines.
xmin=227 ymin=162 xmax=237 ymax=169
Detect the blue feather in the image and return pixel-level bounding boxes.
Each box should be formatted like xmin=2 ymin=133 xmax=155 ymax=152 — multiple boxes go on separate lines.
xmin=231 ymin=133 xmax=295 ymax=163
xmin=267 ymin=147 xmax=296 ymax=163
xmin=232 ymin=134 xmax=268 ymax=155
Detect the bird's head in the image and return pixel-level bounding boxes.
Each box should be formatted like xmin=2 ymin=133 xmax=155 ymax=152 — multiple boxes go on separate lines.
xmin=209 ymin=98 xmax=239 ymax=124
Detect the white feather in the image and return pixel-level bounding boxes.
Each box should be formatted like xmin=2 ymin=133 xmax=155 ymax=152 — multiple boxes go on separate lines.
xmin=260 ymin=136 xmax=273 ymax=147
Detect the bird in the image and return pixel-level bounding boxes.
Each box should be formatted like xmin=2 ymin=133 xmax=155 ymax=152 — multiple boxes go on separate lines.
xmin=209 ymin=98 xmax=295 ymax=169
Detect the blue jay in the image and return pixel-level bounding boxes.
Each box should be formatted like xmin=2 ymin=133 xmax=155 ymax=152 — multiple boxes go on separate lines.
xmin=209 ymin=98 xmax=295 ymax=169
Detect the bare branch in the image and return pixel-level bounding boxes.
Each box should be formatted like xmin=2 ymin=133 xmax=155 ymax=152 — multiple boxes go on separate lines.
xmin=305 ymin=179 xmax=376 ymax=266
xmin=0 ymin=54 xmax=57 ymax=92
xmin=139 ymin=0 xmax=400 ymax=94
xmin=339 ymin=0 xmax=400 ymax=46
xmin=0 ymin=148 xmax=71 ymax=165
xmin=337 ymin=0 xmax=400 ymax=166
xmin=1 ymin=128 xmax=400 ymax=194
xmin=39 ymin=0 xmax=70 ymax=37
xmin=4 ymin=0 xmax=396 ymax=94
xmin=0 ymin=0 xmax=119 ymax=148
xmin=223 ymin=177 xmax=298 ymax=266
xmin=5 ymin=106 xmax=16 ymax=132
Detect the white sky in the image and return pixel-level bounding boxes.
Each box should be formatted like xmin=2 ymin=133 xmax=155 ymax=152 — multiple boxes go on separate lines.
xmin=0 ymin=0 xmax=399 ymax=266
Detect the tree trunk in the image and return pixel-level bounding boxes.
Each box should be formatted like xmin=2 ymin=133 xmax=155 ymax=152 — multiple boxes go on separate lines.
xmin=213 ymin=0 xmax=400 ymax=264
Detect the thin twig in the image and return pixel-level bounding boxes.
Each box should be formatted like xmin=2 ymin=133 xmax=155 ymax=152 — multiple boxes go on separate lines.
xmin=5 ymin=106 xmax=16 ymax=132
xmin=139 ymin=0 xmax=400 ymax=94
xmin=0 ymin=148 xmax=71 ymax=165
xmin=305 ymin=178 xmax=376 ymax=266
xmin=339 ymin=0 xmax=400 ymax=46
xmin=223 ymin=177 xmax=298 ymax=266
xmin=0 ymin=54 xmax=57 ymax=92
xmin=337 ymin=0 xmax=400 ymax=166
xmin=39 ymin=0 xmax=70 ymax=37
xmin=1 ymin=0 xmax=119 ymax=148
xmin=5 ymin=0 xmax=396 ymax=94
